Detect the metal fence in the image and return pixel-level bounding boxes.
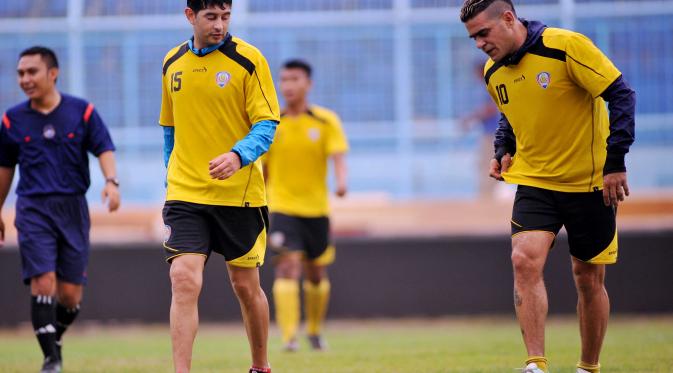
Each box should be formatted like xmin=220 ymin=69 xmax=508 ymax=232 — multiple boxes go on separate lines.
xmin=1 ymin=0 xmax=672 ymax=203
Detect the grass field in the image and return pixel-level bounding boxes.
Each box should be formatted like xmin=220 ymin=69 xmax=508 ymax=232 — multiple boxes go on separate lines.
xmin=1 ymin=316 xmax=672 ymax=373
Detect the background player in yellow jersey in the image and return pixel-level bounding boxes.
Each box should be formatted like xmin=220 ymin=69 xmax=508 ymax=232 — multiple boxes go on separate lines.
xmin=159 ymin=1 xmax=280 ymax=372
xmin=461 ymin=1 xmax=635 ymax=372
xmin=265 ymin=60 xmax=349 ymax=352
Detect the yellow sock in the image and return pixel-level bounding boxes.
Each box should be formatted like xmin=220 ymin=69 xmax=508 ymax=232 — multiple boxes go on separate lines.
xmin=525 ymin=356 xmax=548 ymax=372
xmin=303 ymin=279 xmax=330 ymax=336
xmin=272 ymin=278 xmax=300 ymax=344
xmin=577 ymin=361 xmax=600 ymax=373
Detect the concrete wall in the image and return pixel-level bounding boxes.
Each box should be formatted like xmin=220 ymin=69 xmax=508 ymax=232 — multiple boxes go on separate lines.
xmin=1 ymin=230 xmax=671 ymax=326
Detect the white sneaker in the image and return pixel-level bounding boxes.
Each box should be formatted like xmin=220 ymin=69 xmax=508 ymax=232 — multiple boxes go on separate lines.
xmin=282 ymin=339 xmax=298 ymax=352
xmin=519 ymin=363 xmax=547 ymax=373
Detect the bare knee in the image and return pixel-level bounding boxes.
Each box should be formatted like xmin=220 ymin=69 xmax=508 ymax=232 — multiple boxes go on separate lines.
xmin=169 ymin=263 xmax=202 ymax=299
xmin=573 ymin=264 xmax=605 ymax=294
xmin=274 ymin=255 xmax=302 ymax=280
xmin=232 ymin=279 xmax=259 ymax=303
xmin=58 ymin=294 xmax=79 ymax=308
xmin=511 ymin=232 xmax=553 ymax=282
xmin=305 ymin=272 xmax=323 ymax=285
xmin=57 ymin=284 xmax=83 ymax=308
xmin=305 ymin=264 xmax=326 ymax=285
xmin=31 ymin=272 xmax=57 ymax=296
xmin=511 ymin=249 xmax=543 ymax=283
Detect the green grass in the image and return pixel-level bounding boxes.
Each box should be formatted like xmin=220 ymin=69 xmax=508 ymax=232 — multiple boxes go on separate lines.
xmin=1 ymin=316 xmax=672 ymax=372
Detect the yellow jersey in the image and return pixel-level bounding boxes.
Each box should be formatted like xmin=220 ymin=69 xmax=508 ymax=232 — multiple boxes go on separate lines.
xmin=159 ymin=34 xmax=280 ymax=206
xmin=265 ymin=106 xmax=349 ymax=217
xmin=485 ymin=27 xmax=621 ymax=192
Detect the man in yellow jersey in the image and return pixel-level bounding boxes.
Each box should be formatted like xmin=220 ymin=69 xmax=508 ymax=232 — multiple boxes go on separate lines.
xmin=264 ymin=60 xmax=348 ymax=352
xmin=159 ymin=1 xmax=280 ymax=372
xmin=461 ymin=1 xmax=635 ymax=373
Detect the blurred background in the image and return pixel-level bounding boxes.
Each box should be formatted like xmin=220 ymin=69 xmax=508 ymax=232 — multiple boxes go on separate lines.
xmin=1 ymin=0 xmax=673 ymax=325
xmin=1 ymin=0 xmax=672 ymax=205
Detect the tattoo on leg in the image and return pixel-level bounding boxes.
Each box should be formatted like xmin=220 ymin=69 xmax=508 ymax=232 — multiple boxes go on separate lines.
xmin=514 ymin=288 xmax=523 ymax=307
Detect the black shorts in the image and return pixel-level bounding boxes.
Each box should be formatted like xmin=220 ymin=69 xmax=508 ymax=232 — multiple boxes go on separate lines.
xmin=268 ymin=213 xmax=334 ymax=265
xmin=511 ymin=185 xmax=618 ymax=264
xmin=162 ymin=201 xmax=269 ymax=268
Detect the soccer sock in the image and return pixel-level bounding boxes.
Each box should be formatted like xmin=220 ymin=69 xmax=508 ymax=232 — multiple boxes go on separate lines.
xmin=31 ymin=295 xmax=58 ymax=360
xmin=55 ymin=303 xmax=80 ymax=343
xmin=272 ymin=278 xmax=300 ymax=344
xmin=526 ymin=356 xmax=548 ymax=372
xmin=303 ymin=279 xmax=330 ymax=336
xmin=577 ymin=361 xmax=601 ymax=373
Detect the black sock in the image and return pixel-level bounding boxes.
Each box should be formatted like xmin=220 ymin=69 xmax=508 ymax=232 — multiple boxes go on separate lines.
xmin=55 ymin=303 xmax=80 ymax=342
xmin=55 ymin=303 xmax=80 ymax=360
xmin=31 ymin=295 xmax=58 ymax=360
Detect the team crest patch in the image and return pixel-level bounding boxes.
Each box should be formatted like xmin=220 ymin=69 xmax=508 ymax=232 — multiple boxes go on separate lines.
xmin=536 ymin=72 xmax=551 ymax=89
xmin=215 ymin=71 xmax=231 ymax=88
xmin=43 ymin=124 xmax=56 ymax=139
xmin=308 ymin=127 xmax=321 ymax=142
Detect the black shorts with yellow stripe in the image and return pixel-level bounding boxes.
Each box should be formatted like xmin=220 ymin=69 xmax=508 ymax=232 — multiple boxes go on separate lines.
xmin=268 ymin=213 xmax=335 ymax=266
xmin=511 ymin=185 xmax=618 ymax=264
xmin=162 ymin=201 xmax=269 ymax=268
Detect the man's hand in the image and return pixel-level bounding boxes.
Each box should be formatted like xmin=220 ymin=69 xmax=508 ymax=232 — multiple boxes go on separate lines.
xmin=603 ymin=172 xmax=629 ymax=207
xmin=489 ymin=153 xmax=512 ymax=181
xmin=0 ymin=216 xmax=5 ymax=248
xmin=102 ymin=183 xmax=120 ymax=212
xmin=209 ymin=152 xmax=242 ymax=180
xmin=335 ymin=182 xmax=347 ymax=198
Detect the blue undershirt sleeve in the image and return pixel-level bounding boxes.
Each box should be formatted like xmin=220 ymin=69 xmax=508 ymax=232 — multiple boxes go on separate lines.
xmin=231 ymin=120 xmax=278 ymax=167
xmin=163 ymin=126 xmax=175 ymax=168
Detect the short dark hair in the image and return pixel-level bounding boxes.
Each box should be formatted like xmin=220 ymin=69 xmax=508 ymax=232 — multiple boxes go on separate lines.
xmin=282 ymin=59 xmax=312 ymax=78
xmin=460 ymin=0 xmax=515 ymax=22
xmin=19 ymin=46 xmax=59 ymax=69
xmin=187 ymin=0 xmax=232 ymax=14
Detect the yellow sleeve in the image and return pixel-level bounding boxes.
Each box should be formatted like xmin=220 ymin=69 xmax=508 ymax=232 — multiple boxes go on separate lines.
xmin=246 ymin=53 xmax=281 ymax=125
xmin=326 ymin=113 xmax=349 ymax=155
xmin=260 ymin=122 xmax=276 ymax=162
xmin=565 ymin=33 xmax=621 ymax=98
xmin=159 ymin=70 xmax=174 ymax=127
